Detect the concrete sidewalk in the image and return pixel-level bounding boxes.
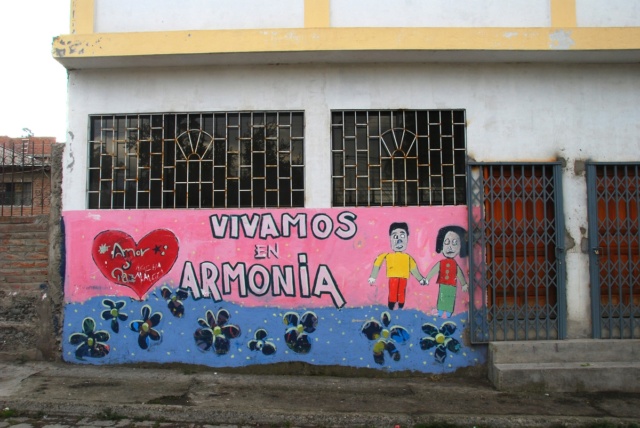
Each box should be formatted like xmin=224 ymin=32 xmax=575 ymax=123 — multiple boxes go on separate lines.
xmin=1 ymin=361 xmax=639 ymax=428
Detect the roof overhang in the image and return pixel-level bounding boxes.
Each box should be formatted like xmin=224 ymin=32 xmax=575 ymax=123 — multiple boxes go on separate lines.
xmin=53 ymin=27 xmax=640 ymax=69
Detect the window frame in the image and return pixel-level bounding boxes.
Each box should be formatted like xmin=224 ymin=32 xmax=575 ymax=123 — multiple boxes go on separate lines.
xmin=330 ymin=109 xmax=467 ymax=207
xmin=1 ymin=182 xmax=33 ymax=206
xmin=87 ymin=111 xmax=305 ymax=209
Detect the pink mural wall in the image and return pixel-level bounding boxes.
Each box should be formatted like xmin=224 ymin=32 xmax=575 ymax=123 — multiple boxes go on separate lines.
xmin=62 ymin=207 xmax=485 ymax=371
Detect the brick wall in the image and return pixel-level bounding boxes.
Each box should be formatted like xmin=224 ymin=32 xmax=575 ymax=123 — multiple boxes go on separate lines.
xmin=0 ymin=216 xmax=50 ymax=359
xmin=0 ymin=143 xmax=63 ymax=361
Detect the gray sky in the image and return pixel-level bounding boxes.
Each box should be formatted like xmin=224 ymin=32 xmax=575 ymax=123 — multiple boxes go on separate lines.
xmin=0 ymin=0 xmax=70 ymax=141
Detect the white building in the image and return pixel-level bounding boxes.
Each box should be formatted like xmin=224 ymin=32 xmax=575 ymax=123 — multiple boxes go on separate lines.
xmin=54 ymin=0 xmax=640 ymax=383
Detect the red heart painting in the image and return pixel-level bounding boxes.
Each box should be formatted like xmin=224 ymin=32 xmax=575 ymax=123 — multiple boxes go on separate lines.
xmin=92 ymin=229 xmax=179 ymax=299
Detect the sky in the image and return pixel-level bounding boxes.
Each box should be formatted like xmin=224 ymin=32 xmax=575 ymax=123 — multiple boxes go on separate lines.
xmin=0 ymin=0 xmax=70 ymax=142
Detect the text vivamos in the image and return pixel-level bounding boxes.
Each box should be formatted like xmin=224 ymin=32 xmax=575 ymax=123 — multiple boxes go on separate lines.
xmin=177 ymin=212 xmax=357 ymax=309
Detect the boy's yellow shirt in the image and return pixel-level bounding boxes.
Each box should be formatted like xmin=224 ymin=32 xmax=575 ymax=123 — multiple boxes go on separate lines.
xmin=373 ymin=252 xmax=417 ymax=278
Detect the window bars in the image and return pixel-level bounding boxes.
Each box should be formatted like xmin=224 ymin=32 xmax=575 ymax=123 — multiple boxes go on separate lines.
xmin=0 ymin=139 xmax=52 ymax=217
xmin=88 ymin=112 xmax=305 ymax=209
xmin=588 ymin=163 xmax=640 ymax=339
xmin=331 ymin=110 xmax=466 ymax=207
xmin=468 ymin=162 xmax=566 ymax=342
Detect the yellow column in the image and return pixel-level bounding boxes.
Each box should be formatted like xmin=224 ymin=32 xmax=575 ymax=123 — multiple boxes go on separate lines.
xmin=305 ymin=0 xmax=330 ymax=28
xmin=71 ymin=0 xmax=95 ymax=34
xmin=550 ymin=0 xmax=577 ymax=27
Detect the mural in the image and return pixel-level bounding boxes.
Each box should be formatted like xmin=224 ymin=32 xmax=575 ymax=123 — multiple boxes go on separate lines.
xmin=62 ymin=207 xmax=485 ymax=372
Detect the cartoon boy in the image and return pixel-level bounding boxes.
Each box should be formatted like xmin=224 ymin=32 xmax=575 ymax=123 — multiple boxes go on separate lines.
xmin=368 ymin=222 xmax=426 ymax=310
xmin=424 ymin=225 xmax=468 ymax=318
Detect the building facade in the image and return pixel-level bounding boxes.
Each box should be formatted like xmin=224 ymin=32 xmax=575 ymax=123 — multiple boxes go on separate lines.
xmin=53 ymin=0 xmax=640 ymax=372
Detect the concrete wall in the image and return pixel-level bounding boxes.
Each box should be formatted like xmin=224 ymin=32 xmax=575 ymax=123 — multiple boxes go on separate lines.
xmin=51 ymin=0 xmax=640 ymax=378
xmin=576 ymin=0 xmax=640 ymax=27
xmin=331 ymin=0 xmax=550 ymax=27
xmin=61 ymin=63 xmax=640 ymax=344
xmin=63 ymin=63 xmax=640 ymax=206
xmin=61 ymin=207 xmax=484 ymax=370
xmin=55 ymin=0 xmax=639 ymax=70
xmin=94 ymin=0 xmax=304 ymax=33
xmin=91 ymin=0 xmax=640 ymax=31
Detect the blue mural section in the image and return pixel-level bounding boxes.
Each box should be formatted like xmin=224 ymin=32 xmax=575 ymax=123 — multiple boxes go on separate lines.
xmin=63 ymin=291 xmax=486 ymax=372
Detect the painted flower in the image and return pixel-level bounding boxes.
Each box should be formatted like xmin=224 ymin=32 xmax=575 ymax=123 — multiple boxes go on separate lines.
xmin=283 ymin=311 xmax=318 ymax=354
xmin=361 ymin=311 xmax=410 ymax=365
xmin=100 ymin=299 xmax=128 ymax=333
xmin=68 ymin=317 xmax=110 ymax=360
xmin=160 ymin=286 xmax=189 ymax=318
xmin=194 ymin=309 xmax=241 ymax=355
xmin=248 ymin=328 xmax=277 ymax=355
xmin=130 ymin=304 xmax=163 ymax=350
xmin=420 ymin=321 xmax=461 ymax=363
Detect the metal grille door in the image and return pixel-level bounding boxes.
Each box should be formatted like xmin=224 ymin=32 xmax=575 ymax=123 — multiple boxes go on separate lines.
xmin=468 ymin=162 xmax=566 ymax=342
xmin=587 ymin=163 xmax=640 ymax=339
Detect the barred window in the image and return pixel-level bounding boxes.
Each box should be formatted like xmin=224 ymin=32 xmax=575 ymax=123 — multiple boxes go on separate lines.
xmin=88 ymin=112 xmax=305 ymax=209
xmin=1 ymin=182 xmax=32 ymax=206
xmin=331 ymin=110 xmax=466 ymax=207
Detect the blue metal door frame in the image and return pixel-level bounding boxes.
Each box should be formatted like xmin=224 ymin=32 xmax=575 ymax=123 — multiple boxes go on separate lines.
xmin=587 ymin=162 xmax=640 ymax=339
xmin=468 ymin=162 xmax=567 ymax=342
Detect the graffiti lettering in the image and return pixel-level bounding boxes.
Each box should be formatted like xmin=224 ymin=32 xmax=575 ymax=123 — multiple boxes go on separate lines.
xmin=107 ymin=243 xmax=160 ymax=284
xmin=111 ymin=267 xmax=162 ymax=284
xmin=111 ymin=243 xmax=150 ymax=259
xmin=179 ymin=253 xmax=346 ymax=309
xmin=92 ymin=229 xmax=180 ymax=299
xmin=254 ymin=243 xmax=279 ymax=259
xmin=209 ymin=211 xmax=357 ymax=241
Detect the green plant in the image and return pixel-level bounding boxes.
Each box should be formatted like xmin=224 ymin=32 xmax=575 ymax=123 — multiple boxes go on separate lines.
xmin=0 ymin=407 xmax=22 ymax=418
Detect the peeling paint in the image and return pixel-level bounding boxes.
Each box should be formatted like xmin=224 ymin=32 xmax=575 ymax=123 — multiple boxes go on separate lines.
xmin=503 ymin=32 xmax=518 ymax=39
xmin=574 ymin=159 xmax=586 ymax=176
xmin=53 ymin=37 xmax=98 ymax=58
xmin=285 ymin=31 xmax=300 ymax=42
xmin=565 ymin=229 xmax=576 ymax=251
xmin=580 ymin=237 xmax=589 ymax=254
xmin=66 ymin=131 xmax=75 ymax=171
xmin=580 ymin=226 xmax=588 ymax=254
xmin=549 ymin=30 xmax=575 ymax=50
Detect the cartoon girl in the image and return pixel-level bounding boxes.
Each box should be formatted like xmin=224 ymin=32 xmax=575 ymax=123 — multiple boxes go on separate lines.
xmin=424 ymin=225 xmax=468 ymax=318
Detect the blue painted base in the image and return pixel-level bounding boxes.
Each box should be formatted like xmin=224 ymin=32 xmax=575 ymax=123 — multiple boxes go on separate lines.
xmin=63 ymin=293 xmax=486 ymax=373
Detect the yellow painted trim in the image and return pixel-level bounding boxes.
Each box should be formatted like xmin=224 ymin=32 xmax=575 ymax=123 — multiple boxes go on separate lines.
xmin=305 ymin=0 xmax=331 ymax=28
xmin=52 ymin=27 xmax=640 ymax=60
xmin=550 ymin=0 xmax=577 ymax=28
xmin=71 ymin=0 xmax=95 ymax=34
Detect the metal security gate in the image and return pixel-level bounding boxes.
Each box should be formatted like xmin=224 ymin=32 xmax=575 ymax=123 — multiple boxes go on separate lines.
xmin=468 ymin=162 xmax=566 ymax=342
xmin=587 ymin=162 xmax=640 ymax=339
